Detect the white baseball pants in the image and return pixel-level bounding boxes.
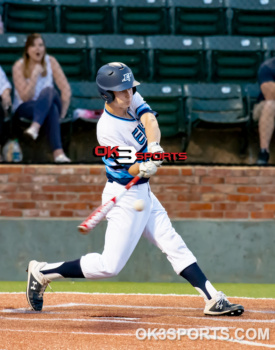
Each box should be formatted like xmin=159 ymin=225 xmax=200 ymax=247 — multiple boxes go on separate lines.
xmin=80 ymin=181 xmax=197 ymax=279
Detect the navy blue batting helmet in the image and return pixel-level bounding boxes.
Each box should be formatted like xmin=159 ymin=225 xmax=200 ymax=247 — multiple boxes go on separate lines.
xmin=96 ymin=62 xmax=140 ymax=103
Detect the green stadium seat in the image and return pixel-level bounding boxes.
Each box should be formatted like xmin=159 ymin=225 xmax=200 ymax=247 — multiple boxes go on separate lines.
xmin=205 ymin=36 xmax=263 ymax=83
xmin=0 ymin=34 xmax=26 ymax=79
xmin=57 ymin=0 xmax=113 ymax=35
xmin=113 ymin=0 xmax=170 ymax=35
xmin=227 ymin=0 xmax=275 ymax=37
xmin=241 ymin=83 xmax=260 ymax=119
xmin=3 ymin=0 xmax=57 ymax=33
xmin=41 ymin=34 xmax=90 ymax=81
xmin=183 ymin=83 xmax=250 ymax=152
xmin=137 ymin=83 xmax=184 ymax=138
xmin=88 ymin=35 xmax=149 ymax=82
xmin=147 ymin=35 xmax=206 ymax=83
xmin=262 ymin=37 xmax=275 ymax=59
xmin=169 ymin=0 xmax=227 ymax=36
xmin=69 ymin=81 xmax=104 ymax=163
xmin=69 ymin=81 xmax=104 ymax=122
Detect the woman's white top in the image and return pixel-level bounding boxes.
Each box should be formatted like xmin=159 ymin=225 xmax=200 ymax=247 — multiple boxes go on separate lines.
xmin=13 ymin=54 xmax=54 ymax=111
xmin=0 ymin=66 xmax=12 ymax=96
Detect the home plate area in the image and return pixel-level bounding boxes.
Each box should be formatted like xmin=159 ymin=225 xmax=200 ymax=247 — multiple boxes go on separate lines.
xmin=0 ymin=293 xmax=274 ymax=350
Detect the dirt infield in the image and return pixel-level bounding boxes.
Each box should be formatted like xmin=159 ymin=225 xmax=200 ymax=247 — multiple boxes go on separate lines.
xmin=0 ymin=293 xmax=274 ymax=350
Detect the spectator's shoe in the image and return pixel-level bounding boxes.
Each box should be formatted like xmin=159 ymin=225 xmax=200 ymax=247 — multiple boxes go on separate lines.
xmin=26 ymin=260 xmax=50 ymax=311
xmin=54 ymin=154 xmax=71 ymax=163
xmin=204 ymin=291 xmax=244 ymax=316
xmin=257 ymin=149 xmax=269 ymax=165
xmin=24 ymin=126 xmax=38 ymax=140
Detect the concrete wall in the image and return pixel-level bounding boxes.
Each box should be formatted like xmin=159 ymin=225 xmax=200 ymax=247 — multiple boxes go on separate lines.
xmin=0 ymin=218 xmax=274 ymax=283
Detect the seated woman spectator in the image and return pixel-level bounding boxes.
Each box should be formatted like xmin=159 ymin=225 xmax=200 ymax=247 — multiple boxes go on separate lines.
xmin=12 ymin=33 xmax=71 ymax=163
xmin=0 ymin=66 xmax=12 ymax=162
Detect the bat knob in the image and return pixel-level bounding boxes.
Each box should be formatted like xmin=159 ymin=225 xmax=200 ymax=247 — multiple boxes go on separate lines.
xmin=78 ymin=225 xmax=89 ymax=234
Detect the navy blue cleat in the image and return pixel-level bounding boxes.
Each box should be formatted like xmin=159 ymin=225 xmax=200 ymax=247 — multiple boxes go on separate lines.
xmin=26 ymin=260 xmax=50 ymax=311
xmin=204 ymin=292 xmax=244 ymax=316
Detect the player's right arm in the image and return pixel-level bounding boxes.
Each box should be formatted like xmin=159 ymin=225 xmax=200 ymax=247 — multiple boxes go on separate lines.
xmin=128 ymin=111 xmax=161 ymax=177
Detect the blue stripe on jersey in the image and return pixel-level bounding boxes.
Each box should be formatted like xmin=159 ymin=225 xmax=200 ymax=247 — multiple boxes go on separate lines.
xmin=106 ymin=172 xmax=149 ymax=185
xmin=102 ymin=156 xmax=117 ymax=167
xmin=103 ymin=141 xmax=149 ymax=185
xmin=139 ymin=142 xmax=147 ymax=153
xmin=105 ymin=108 xmax=136 ymax=121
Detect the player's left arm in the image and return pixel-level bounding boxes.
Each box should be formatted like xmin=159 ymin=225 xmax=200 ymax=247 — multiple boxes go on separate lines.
xmin=140 ymin=112 xmax=164 ymax=167
xmin=130 ymin=91 xmax=164 ymax=166
xmin=140 ymin=112 xmax=161 ymax=145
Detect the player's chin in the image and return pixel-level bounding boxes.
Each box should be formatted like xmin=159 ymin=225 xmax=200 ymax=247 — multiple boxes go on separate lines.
xmin=123 ymin=100 xmax=131 ymax=108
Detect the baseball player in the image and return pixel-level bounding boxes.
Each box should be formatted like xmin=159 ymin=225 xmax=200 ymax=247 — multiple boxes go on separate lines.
xmin=26 ymin=62 xmax=244 ymax=317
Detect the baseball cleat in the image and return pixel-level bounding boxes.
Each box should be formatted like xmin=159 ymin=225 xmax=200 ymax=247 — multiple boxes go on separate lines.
xmin=204 ymin=291 xmax=244 ymax=316
xmin=26 ymin=260 xmax=50 ymax=311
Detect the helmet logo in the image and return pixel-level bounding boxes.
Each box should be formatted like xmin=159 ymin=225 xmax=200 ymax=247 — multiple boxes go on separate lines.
xmin=122 ymin=73 xmax=132 ymax=82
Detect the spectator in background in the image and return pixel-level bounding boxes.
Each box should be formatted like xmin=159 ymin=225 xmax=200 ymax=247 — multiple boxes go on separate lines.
xmin=12 ymin=33 xmax=71 ymax=163
xmin=253 ymin=57 xmax=275 ymax=165
xmin=0 ymin=66 xmax=12 ymax=162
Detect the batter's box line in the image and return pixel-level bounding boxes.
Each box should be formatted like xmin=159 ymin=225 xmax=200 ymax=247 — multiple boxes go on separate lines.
xmin=0 ymin=292 xmax=275 ymax=300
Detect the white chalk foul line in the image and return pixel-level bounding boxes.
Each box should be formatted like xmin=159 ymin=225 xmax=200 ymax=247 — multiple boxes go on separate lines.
xmin=186 ymin=316 xmax=275 ymax=324
xmin=0 ymin=315 xmax=234 ymax=330
xmin=0 ymin=328 xmax=274 ymax=348
xmin=1 ymin=303 xmax=274 ymax=318
xmin=0 ymin=328 xmax=133 ymax=336
xmin=207 ymin=335 xmax=275 ymax=348
xmin=0 ymin=292 xmax=274 ymax=300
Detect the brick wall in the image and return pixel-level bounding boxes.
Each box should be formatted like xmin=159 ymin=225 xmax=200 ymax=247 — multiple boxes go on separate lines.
xmin=0 ymin=165 xmax=274 ymax=219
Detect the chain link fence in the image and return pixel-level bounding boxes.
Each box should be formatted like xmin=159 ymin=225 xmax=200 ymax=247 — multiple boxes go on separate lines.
xmin=1 ymin=0 xmax=274 ymax=163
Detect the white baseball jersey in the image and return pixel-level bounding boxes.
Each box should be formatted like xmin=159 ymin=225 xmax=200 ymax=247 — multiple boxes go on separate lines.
xmin=97 ymin=91 xmax=152 ymax=185
xmin=80 ymin=90 xmax=197 ymax=280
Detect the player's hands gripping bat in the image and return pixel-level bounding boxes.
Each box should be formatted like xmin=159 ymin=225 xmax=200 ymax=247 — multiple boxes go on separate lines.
xmin=78 ymin=172 xmax=144 ymax=234
xmin=148 ymin=142 xmax=164 ymax=167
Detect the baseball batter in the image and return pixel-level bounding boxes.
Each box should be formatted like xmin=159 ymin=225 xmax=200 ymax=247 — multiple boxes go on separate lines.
xmin=26 ymin=62 xmax=244 ymax=317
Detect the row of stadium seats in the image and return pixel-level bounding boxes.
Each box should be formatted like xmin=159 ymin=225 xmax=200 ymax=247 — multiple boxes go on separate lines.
xmin=0 ymin=33 xmax=274 ymax=83
xmin=1 ymin=0 xmax=275 ymax=37
xmin=13 ymin=81 xmax=259 ymax=155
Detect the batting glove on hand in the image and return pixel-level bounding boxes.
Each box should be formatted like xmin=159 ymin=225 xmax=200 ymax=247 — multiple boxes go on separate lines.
xmin=139 ymin=161 xmax=157 ymax=178
xmin=148 ymin=142 xmax=164 ymax=167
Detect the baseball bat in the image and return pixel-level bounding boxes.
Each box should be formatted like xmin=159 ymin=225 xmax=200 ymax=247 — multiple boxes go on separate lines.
xmin=78 ymin=172 xmax=144 ymax=234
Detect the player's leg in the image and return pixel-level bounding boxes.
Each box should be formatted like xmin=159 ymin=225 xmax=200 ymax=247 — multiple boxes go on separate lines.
xmin=26 ymin=182 xmax=151 ymax=311
xmin=142 ymin=192 xmax=244 ymax=316
xmin=80 ymin=182 xmax=151 ymax=278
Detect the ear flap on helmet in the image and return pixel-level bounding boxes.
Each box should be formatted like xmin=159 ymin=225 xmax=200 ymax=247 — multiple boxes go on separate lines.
xmin=99 ymin=89 xmax=115 ymax=104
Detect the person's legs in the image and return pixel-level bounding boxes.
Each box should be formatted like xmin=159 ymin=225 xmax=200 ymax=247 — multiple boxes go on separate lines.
xmin=42 ymin=103 xmax=63 ymax=154
xmin=257 ymin=100 xmax=275 ymax=164
xmin=25 ymin=87 xmax=60 ymax=140
xmin=0 ymin=101 xmax=5 ymax=161
xmin=142 ymin=192 xmax=244 ymax=316
xmin=26 ymin=182 xmax=152 ymax=310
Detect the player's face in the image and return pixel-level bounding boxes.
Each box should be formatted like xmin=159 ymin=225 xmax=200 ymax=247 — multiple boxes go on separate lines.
xmin=113 ymin=88 xmax=133 ymax=108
